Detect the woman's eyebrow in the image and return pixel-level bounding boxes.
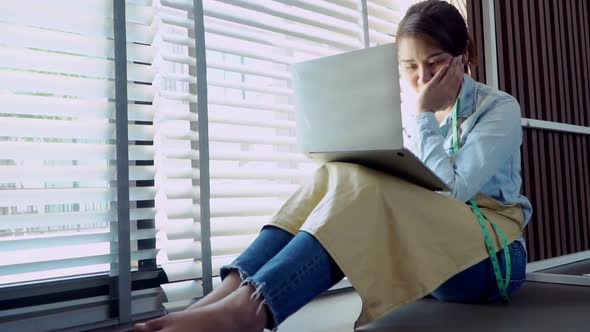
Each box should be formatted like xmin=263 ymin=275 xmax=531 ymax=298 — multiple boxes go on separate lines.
xmin=427 ymin=51 xmax=446 ymax=59
xmin=400 ymin=51 xmax=446 ymax=63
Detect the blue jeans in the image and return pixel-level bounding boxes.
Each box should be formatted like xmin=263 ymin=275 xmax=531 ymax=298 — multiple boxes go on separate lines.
xmin=220 ymin=226 xmax=527 ymax=330
xmin=431 ymin=240 xmax=527 ymax=303
xmin=220 ymin=226 xmax=344 ymax=330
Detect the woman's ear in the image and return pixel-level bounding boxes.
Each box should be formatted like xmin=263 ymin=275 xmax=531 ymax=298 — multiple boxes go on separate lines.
xmin=462 ymin=51 xmax=471 ymax=76
xmin=462 ymin=40 xmax=471 ymax=75
xmin=462 ymin=52 xmax=469 ymax=65
xmin=462 ymin=39 xmax=470 ymax=65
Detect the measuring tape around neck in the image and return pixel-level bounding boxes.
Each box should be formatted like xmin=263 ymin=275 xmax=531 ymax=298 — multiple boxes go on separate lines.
xmin=451 ymin=98 xmax=512 ymax=302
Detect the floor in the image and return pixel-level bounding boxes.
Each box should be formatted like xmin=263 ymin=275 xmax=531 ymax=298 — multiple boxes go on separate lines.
xmin=279 ymin=282 xmax=590 ymax=332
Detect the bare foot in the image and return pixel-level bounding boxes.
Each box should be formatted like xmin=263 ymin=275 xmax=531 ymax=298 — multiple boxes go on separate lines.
xmin=134 ymin=285 xmax=269 ymax=332
xmin=186 ymin=271 xmax=242 ymax=311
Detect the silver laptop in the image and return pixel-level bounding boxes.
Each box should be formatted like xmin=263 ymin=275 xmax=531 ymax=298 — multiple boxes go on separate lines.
xmin=291 ymin=43 xmax=449 ymax=192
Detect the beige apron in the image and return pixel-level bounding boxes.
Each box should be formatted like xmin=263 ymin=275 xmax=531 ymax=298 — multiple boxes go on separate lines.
xmin=267 ymin=162 xmax=524 ymax=328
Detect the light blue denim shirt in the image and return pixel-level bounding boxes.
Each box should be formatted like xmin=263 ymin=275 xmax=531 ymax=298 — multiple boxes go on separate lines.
xmin=413 ymin=75 xmax=532 ymax=240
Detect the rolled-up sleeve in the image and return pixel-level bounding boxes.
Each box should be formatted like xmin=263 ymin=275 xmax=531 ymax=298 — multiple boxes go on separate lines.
xmin=415 ymin=100 xmax=522 ymax=202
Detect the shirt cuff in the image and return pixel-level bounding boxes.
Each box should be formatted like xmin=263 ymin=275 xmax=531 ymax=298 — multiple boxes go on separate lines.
xmin=415 ymin=112 xmax=440 ymax=135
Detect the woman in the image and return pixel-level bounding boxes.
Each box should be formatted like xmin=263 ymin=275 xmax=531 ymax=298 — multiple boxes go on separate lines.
xmin=135 ymin=1 xmax=532 ymax=331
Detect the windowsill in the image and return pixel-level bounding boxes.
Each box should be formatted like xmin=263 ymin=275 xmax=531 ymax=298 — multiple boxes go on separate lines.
xmin=0 ymin=269 xmax=166 ymax=311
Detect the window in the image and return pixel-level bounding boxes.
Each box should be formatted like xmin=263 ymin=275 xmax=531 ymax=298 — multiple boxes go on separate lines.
xmin=0 ymin=0 xmax=466 ymax=330
xmin=155 ymin=0 xmax=381 ymax=310
xmin=0 ymin=1 xmax=164 ymax=330
xmin=0 ymin=0 xmax=163 ymax=284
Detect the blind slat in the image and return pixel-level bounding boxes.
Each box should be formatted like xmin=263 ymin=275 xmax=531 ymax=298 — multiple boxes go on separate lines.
xmin=0 ymin=208 xmax=155 ymax=229
xmin=0 ymin=187 xmax=157 ymax=206
xmin=0 ymin=95 xmax=155 ymax=121
xmin=0 ymin=47 xmax=155 ymax=83
xmin=163 ymin=239 xmax=201 ymax=261
xmin=0 ymin=142 xmax=154 ymax=161
xmin=210 ymin=199 xmax=284 ymax=218
xmin=207 ymin=79 xmax=293 ymax=96
xmin=211 ymin=150 xmax=307 ymax=162
xmin=208 ymin=113 xmax=295 ymax=129
xmin=162 ymin=167 xmax=311 ymax=180
xmin=163 ymin=183 xmax=298 ymax=200
xmin=0 ymin=211 xmax=112 ymax=229
xmin=209 ymin=97 xmax=294 ymax=113
xmin=0 ymin=249 xmax=158 ymax=277
xmin=159 ymin=219 xmax=200 ymax=240
xmin=207 ymin=59 xmax=291 ymax=80
xmin=211 ymin=217 xmax=269 ymax=236
xmin=0 ymin=254 xmax=114 ymax=277
xmin=211 ymin=168 xmax=310 ymax=180
xmin=0 ymin=118 xmax=154 ymax=141
xmin=211 ymin=234 xmax=256 ymax=256
xmin=0 ymin=71 xmax=154 ymax=102
xmin=0 ymin=229 xmax=158 ymax=252
xmin=0 ymin=165 xmax=156 ymax=182
xmin=159 ymin=91 xmax=294 ymax=113
xmin=211 ymin=184 xmax=299 ymax=198
xmin=161 ymin=260 xmax=202 ymax=282
xmin=0 ymin=22 xmax=155 ymax=63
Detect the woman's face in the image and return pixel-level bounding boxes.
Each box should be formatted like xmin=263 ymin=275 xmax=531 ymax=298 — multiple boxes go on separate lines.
xmin=397 ymin=34 xmax=454 ymax=93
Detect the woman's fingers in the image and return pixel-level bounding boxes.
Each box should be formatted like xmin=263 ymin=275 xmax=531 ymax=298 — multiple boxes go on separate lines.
xmin=434 ymin=59 xmax=452 ymax=84
xmin=443 ymin=57 xmax=461 ymax=84
xmin=441 ymin=56 xmax=463 ymax=92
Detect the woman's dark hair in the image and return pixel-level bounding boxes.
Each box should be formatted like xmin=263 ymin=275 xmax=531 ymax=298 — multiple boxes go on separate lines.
xmin=396 ymin=0 xmax=478 ymax=69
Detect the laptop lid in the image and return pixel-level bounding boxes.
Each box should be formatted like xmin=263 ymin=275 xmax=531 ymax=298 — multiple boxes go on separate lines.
xmin=291 ymin=43 xmax=403 ymax=154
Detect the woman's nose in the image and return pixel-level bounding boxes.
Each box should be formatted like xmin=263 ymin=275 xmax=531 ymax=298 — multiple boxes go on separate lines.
xmin=418 ymin=67 xmax=434 ymax=86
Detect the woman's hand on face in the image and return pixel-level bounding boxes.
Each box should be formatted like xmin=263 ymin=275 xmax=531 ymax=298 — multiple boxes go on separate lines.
xmin=416 ymin=56 xmax=464 ymax=114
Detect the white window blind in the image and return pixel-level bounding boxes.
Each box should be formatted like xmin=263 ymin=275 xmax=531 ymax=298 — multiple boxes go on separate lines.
xmin=0 ymin=0 xmax=467 ymax=311
xmin=0 ymin=0 xmax=158 ymax=286
xmin=150 ymin=0 xmax=400 ymax=311
xmin=200 ymin=0 xmax=412 ymax=287
xmin=146 ymin=0 xmax=205 ymax=312
xmin=201 ymin=0 xmax=370 ymax=274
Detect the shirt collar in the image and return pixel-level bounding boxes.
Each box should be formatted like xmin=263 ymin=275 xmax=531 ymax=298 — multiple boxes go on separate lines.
xmin=438 ymin=74 xmax=477 ymax=128
xmin=457 ymin=74 xmax=477 ymax=118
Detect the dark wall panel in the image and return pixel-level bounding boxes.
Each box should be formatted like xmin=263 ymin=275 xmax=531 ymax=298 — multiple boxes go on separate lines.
xmin=495 ymin=0 xmax=590 ymax=261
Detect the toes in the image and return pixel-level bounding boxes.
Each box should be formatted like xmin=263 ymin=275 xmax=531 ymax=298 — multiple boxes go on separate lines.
xmin=133 ymin=322 xmax=149 ymax=332
xmin=133 ymin=316 xmax=167 ymax=332
xmin=145 ymin=315 xmax=169 ymax=331
xmin=145 ymin=316 xmax=167 ymax=330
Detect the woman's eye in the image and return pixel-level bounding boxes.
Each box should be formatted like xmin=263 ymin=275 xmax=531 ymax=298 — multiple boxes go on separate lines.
xmin=405 ymin=65 xmax=417 ymax=71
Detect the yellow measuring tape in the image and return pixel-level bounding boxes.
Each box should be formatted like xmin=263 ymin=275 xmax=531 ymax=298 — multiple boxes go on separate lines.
xmin=451 ymin=98 xmax=511 ymax=302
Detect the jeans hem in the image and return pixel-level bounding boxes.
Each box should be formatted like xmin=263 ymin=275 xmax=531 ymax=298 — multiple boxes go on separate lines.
xmin=220 ymin=263 xmax=250 ymax=282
